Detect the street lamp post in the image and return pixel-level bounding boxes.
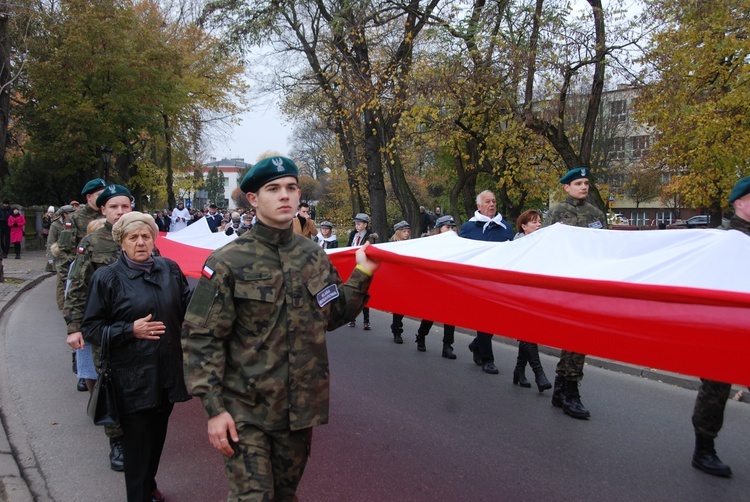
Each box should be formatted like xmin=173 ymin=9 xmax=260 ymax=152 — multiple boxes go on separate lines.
xmin=101 ymin=146 xmax=113 ymax=183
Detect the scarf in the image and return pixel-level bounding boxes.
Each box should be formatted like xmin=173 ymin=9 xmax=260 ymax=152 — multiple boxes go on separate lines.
xmin=122 ymin=251 xmax=154 ymax=273
xmin=316 ymin=232 xmax=338 ymax=247
xmin=468 ymin=210 xmax=507 ymax=233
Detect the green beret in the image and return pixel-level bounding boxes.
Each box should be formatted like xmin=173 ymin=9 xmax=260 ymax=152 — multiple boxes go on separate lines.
xmin=393 ymin=220 xmax=410 ymax=231
xmin=95 ymin=184 xmax=133 ymax=208
xmin=240 ymin=156 xmax=299 ymax=193
xmin=559 ymin=167 xmax=590 ymax=184
xmin=81 ymin=178 xmax=107 ymax=196
xmin=729 ymin=176 xmax=750 ymax=203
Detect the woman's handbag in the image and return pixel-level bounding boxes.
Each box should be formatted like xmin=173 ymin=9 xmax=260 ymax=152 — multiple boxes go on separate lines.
xmin=87 ymin=327 xmax=119 ymax=426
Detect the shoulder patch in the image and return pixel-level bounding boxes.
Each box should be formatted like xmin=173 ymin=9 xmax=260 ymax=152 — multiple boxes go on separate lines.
xmin=202 ymin=265 xmax=215 ymax=279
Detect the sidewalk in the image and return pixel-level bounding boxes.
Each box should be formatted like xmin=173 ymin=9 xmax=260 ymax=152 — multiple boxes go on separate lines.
xmin=0 ymin=250 xmax=744 ymax=501
xmin=0 ymin=249 xmax=54 ymax=502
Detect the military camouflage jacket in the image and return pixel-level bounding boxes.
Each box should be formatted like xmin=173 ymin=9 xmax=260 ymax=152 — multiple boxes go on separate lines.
xmin=182 ymin=219 xmax=373 ymax=431
xmin=64 ymin=222 xmax=121 ymax=334
xmin=46 ymin=219 xmax=64 ymax=260
xmin=544 ymin=196 xmax=607 ymax=229
xmin=722 ymin=214 xmax=750 ymax=237
xmin=57 ymin=204 xmax=103 ymax=266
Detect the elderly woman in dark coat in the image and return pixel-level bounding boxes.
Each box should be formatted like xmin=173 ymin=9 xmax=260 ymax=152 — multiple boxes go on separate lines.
xmin=82 ymin=212 xmax=191 ymax=502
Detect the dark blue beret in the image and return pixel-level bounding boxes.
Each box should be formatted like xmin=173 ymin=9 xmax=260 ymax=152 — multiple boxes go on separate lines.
xmin=95 ymin=185 xmax=133 ymax=208
xmin=560 ymin=167 xmax=590 ymax=184
xmin=81 ymin=178 xmax=107 ymax=196
xmin=240 ymin=156 xmax=299 ymax=193
xmin=729 ymin=176 xmax=750 ymax=203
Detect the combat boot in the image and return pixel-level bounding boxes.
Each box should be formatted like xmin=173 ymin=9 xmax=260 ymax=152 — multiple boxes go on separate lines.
xmin=415 ymin=334 xmax=426 ymax=352
xmin=442 ymin=343 xmax=457 ymax=359
xmin=109 ymin=437 xmax=125 ymax=471
xmin=562 ymin=380 xmax=590 ymax=419
xmin=512 ymin=342 xmax=531 ymax=388
xmin=692 ymin=435 xmax=732 ymax=477
xmin=525 ymin=343 xmax=552 ymax=392
xmin=551 ymin=375 xmax=566 ymax=408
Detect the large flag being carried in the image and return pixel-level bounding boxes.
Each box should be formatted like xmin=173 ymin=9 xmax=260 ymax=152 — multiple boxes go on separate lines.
xmin=157 ymin=223 xmax=750 ymax=387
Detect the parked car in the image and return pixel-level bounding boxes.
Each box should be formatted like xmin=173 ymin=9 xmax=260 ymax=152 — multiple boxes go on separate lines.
xmin=667 ymin=215 xmax=727 ymax=228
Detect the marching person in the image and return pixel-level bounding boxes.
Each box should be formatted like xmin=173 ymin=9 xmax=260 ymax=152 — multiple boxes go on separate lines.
xmin=459 ymin=190 xmax=514 ymax=374
xmin=315 ymin=221 xmax=339 ymax=249
xmin=82 ymin=212 xmax=191 ymax=502
xmin=389 ymin=221 xmax=411 ymax=344
xmin=512 ymin=210 xmax=552 ymax=392
xmin=64 ymin=184 xmax=134 ymax=471
xmin=414 ymin=215 xmax=458 ymax=358
xmin=47 ymin=205 xmax=76 ymax=308
xmin=182 ymin=156 xmax=379 ymax=500
xmin=690 ymin=176 xmax=750 ymax=478
xmin=544 ymin=167 xmax=607 ymax=419
xmin=347 ymin=212 xmax=378 ymax=330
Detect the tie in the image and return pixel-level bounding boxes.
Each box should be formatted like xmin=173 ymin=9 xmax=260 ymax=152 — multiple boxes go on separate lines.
xmin=355 ymin=235 xmax=361 ymax=246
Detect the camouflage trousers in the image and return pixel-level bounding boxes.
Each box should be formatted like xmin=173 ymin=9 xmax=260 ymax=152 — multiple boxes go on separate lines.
xmin=224 ymin=425 xmax=313 ymax=502
xmin=692 ymin=379 xmax=731 ymax=439
xmin=555 ymin=350 xmax=586 ymax=382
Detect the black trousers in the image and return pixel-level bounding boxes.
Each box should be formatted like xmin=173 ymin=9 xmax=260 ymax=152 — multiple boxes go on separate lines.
xmin=0 ymin=224 xmax=8 ymax=255
xmin=119 ymin=399 xmax=174 ymax=502
xmin=469 ymin=332 xmax=494 ymax=363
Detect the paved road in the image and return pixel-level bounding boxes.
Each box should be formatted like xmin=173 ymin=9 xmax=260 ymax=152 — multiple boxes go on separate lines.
xmin=2 ymin=277 xmax=749 ymax=501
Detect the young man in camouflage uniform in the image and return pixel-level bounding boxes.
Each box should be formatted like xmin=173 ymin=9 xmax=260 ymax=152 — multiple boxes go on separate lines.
xmin=46 ymin=205 xmax=76 ymax=310
xmin=56 ymin=178 xmax=108 ymax=304
xmin=64 ymin=184 xmax=133 ymax=472
xmin=544 ymin=167 xmax=607 ymax=420
xmin=183 ymin=156 xmax=379 ymax=501
xmin=690 ymin=176 xmax=750 ymax=478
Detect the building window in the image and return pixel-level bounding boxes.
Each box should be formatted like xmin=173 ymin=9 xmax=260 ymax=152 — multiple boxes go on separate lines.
xmin=632 ymin=135 xmax=650 ymax=158
xmin=222 ymin=175 xmax=229 ymax=187
xmin=629 ymin=211 xmax=650 ymax=227
xmin=610 ymin=137 xmax=625 ymax=160
xmin=610 ymin=100 xmax=628 ymax=123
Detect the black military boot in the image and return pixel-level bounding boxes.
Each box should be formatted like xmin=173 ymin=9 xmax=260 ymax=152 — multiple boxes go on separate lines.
xmin=551 ymin=375 xmax=566 ymax=408
xmin=562 ymin=380 xmax=591 ymax=419
xmin=442 ymin=343 xmax=457 ymax=359
xmin=392 ymin=327 xmax=403 ymax=344
xmin=525 ymin=343 xmax=552 ymax=392
xmin=513 ymin=343 xmax=531 ymax=388
xmin=415 ymin=333 xmax=426 ymax=352
xmin=110 ymin=437 xmax=125 ymax=471
xmin=692 ymin=435 xmax=732 ymax=477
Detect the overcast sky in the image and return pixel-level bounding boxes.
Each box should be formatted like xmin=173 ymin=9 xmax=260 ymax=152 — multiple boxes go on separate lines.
xmin=212 ymin=0 xmax=644 ymax=166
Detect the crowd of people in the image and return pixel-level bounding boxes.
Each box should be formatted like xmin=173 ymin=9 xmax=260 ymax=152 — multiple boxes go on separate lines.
xmin=35 ymin=161 xmax=747 ymax=500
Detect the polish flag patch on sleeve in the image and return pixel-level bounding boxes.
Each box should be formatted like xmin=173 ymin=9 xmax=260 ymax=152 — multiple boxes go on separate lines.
xmin=202 ymin=265 xmax=215 ymax=279
xmin=77 ymin=246 xmax=85 ymax=254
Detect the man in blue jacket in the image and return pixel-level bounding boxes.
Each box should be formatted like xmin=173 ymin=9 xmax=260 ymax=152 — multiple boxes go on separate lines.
xmin=459 ymin=190 xmax=513 ymax=374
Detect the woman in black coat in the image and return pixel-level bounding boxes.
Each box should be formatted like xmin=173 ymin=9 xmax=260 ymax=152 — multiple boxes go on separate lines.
xmin=82 ymin=212 xmax=191 ymax=502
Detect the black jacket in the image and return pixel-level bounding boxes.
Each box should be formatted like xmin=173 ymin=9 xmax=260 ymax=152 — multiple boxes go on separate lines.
xmin=82 ymin=254 xmax=192 ymax=414
xmin=347 ymin=229 xmax=377 ymax=247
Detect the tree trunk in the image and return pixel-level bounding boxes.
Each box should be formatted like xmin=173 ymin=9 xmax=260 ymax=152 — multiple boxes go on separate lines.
xmin=163 ymin=114 xmax=175 ymax=211
xmin=0 ymin=3 xmax=11 ymax=180
xmin=362 ymin=107 xmax=388 ymax=239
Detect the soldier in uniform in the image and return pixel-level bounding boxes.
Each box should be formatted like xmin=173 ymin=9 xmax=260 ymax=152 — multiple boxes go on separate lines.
xmin=182 ymin=156 xmax=379 ymax=501
xmin=544 ymin=167 xmax=607 ymax=419
xmin=46 ymin=205 xmax=76 ymax=310
xmin=64 ymin=184 xmax=133 ymax=472
xmin=56 ymin=178 xmax=108 ymax=306
xmin=459 ymin=190 xmax=514 ymax=374
xmin=690 ymin=176 xmax=750 ymax=478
